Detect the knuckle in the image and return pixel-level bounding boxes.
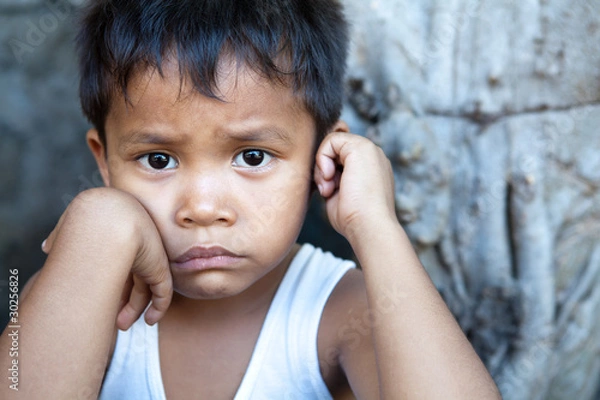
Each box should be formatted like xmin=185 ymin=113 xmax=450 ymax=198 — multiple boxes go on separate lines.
xmin=155 ymin=267 xmax=173 ymax=288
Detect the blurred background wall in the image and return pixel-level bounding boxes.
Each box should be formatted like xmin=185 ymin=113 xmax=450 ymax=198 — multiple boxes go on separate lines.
xmin=0 ymin=0 xmax=94 ymax=324
xmin=1 ymin=0 xmax=599 ymax=399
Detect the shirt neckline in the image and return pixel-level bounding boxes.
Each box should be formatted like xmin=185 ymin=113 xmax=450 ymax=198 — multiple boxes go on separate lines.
xmin=150 ymin=243 xmax=315 ymax=400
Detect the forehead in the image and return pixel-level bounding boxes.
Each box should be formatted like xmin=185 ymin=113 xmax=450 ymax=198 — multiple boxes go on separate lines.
xmin=105 ymin=57 xmax=312 ymax=138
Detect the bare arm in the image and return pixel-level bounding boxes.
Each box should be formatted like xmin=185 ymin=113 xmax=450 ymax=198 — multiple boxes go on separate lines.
xmin=315 ymin=130 xmax=501 ymax=399
xmin=351 ymin=222 xmax=500 ymax=398
xmin=0 ymin=188 xmax=172 ymax=399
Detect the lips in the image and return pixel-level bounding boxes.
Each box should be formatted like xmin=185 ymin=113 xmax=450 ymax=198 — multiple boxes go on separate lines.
xmin=171 ymin=246 xmax=242 ymax=270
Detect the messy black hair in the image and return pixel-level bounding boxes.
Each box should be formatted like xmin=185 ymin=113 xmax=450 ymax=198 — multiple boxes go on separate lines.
xmin=76 ymin=0 xmax=349 ymax=144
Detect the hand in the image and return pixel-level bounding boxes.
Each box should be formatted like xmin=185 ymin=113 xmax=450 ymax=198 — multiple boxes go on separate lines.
xmin=313 ymin=131 xmax=397 ymax=243
xmin=42 ymin=187 xmax=173 ymax=329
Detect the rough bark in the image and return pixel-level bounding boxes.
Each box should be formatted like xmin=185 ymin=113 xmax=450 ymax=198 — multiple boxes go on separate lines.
xmin=341 ymin=0 xmax=600 ymax=399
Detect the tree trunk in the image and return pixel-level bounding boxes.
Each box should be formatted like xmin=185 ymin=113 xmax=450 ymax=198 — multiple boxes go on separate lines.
xmin=341 ymin=0 xmax=600 ymax=399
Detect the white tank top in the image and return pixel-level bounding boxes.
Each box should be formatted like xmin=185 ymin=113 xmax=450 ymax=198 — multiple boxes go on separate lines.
xmin=99 ymin=244 xmax=355 ymax=399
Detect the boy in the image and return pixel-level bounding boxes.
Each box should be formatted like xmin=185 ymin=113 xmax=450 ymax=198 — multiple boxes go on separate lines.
xmin=1 ymin=0 xmax=501 ymax=398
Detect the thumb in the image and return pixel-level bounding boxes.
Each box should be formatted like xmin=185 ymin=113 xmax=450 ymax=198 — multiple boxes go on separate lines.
xmin=41 ymin=210 xmax=69 ymax=254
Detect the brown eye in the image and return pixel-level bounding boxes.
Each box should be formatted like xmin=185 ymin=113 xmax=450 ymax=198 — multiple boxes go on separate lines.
xmin=233 ymin=149 xmax=273 ymax=168
xmin=243 ymin=150 xmax=264 ymax=166
xmin=139 ymin=153 xmax=177 ymax=170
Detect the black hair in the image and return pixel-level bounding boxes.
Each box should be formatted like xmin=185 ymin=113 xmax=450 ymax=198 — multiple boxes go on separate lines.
xmin=76 ymin=0 xmax=349 ymax=144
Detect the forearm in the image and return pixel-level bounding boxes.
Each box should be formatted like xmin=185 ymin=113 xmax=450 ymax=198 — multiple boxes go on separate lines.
xmin=349 ymin=221 xmax=501 ymax=399
xmin=0 ymin=192 xmax=138 ymax=398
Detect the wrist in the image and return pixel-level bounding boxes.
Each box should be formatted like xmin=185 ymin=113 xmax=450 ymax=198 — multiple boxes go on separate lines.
xmin=345 ymin=213 xmax=406 ymax=255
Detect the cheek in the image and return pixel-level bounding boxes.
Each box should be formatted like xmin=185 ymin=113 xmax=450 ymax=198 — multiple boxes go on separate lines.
xmin=108 ymin=174 xmax=173 ymax=228
xmin=256 ymin=173 xmax=311 ymax=227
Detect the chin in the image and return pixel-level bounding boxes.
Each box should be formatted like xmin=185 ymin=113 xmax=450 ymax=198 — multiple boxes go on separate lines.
xmin=173 ymin=274 xmax=248 ymax=300
xmin=174 ymin=288 xmax=241 ymax=300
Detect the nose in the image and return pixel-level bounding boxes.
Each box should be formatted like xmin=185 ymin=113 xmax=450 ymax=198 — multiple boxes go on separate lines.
xmin=174 ymin=174 xmax=237 ymax=228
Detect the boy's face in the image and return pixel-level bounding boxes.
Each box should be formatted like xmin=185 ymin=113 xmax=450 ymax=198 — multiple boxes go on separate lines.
xmin=88 ymin=59 xmax=316 ymax=300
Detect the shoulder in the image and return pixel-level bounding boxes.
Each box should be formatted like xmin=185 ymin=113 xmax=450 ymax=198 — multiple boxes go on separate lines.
xmin=318 ymin=268 xmax=380 ymax=398
xmin=318 ymin=268 xmax=370 ymax=355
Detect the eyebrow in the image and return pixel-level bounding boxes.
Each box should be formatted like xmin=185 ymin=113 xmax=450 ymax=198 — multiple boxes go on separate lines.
xmin=219 ymin=126 xmax=294 ymax=145
xmin=119 ymin=130 xmax=185 ymax=148
xmin=118 ymin=125 xmax=294 ymax=150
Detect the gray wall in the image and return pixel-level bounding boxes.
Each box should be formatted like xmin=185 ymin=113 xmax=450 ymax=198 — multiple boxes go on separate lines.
xmin=1 ymin=0 xmax=96 ymax=325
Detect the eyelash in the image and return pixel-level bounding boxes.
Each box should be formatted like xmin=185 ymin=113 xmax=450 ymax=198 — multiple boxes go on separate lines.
xmin=136 ymin=149 xmax=275 ymax=171
xmin=137 ymin=153 xmax=178 ymax=171
xmin=232 ymin=149 xmax=274 ymax=169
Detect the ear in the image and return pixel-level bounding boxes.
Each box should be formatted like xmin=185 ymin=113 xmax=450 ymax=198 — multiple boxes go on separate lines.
xmin=329 ymin=120 xmax=350 ymax=133
xmin=86 ymin=129 xmax=111 ymax=186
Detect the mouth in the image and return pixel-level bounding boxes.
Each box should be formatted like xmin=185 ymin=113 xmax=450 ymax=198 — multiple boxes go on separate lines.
xmin=171 ymin=246 xmax=242 ymax=271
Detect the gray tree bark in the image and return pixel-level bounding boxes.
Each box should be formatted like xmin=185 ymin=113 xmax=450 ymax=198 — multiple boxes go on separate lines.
xmin=341 ymin=0 xmax=600 ymax=399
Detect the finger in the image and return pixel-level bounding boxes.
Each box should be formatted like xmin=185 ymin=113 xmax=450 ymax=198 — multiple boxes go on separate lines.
xmin=315 ymin=132 xmax=359 ymax=174
xmin=314 ymin=139 xmax=342 ymax=198
xmin=117 ymin=273 xmax=134 ymax=312
xmin=116 ymin=275 xmax=151 ymax=331
xmin=314 ymin=163 xmax=336 ymax=198
xmin=131 ymin=232 xmax=173 ymax=325
xmin=331 ymin=167 xmax=342 ymax=193
xmin=316 ymin=135 xmax=353 ymax=198
xmin=144 ymin=276 xmax=173 ymax=325
xmin=313 ymin=164 xmax=329 ymax=197
xmin=42 ymin=229 xmax=56 ymax=254
xmin=315 ymin=136 xmax=339 ymax=181
xmin=41 ymin=209 xmax=70 ymax=254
